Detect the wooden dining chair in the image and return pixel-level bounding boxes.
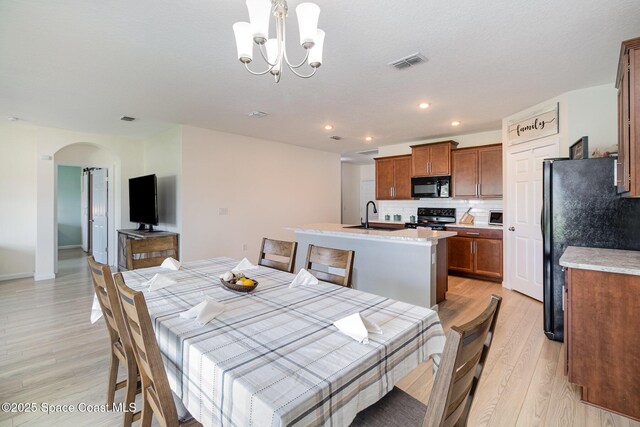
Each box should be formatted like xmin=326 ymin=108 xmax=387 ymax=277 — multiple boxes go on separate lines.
xmin=87 ymin=256 xmax=140 ymax=427
xmin=113 ymin=273 xmax=201 ymax=427
xmin=350 ymin=294 xmax=502 ymax=427
xmin=126 ymin=235 xmax=178 ymax=270
xmin=258 ymin=238 xmax=298 ymax=273
xmin=305 ymin=244 xmax=355 ymax=287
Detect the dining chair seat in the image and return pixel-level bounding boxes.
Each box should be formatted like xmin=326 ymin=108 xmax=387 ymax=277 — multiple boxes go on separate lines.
xmin=350 ymin=387 xmax=427 ymax=426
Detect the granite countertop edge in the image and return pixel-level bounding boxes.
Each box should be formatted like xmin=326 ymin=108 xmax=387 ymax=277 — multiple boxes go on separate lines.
xmin=559 ymin=246 xmax=640 ymax=276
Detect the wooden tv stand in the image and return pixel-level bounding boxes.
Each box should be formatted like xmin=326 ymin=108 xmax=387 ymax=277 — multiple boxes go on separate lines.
xmin=117 ymin=229 xmax=180 ymax=271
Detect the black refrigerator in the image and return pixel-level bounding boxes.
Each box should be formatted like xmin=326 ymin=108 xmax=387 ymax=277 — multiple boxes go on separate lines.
xmin=542 ymin=157 xmax=640 ymax=342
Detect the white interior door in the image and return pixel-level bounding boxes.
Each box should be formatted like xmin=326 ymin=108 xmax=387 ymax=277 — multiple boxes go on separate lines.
xmin=81 ymin=171 xmax=89 ymax=252
xmin=91 ymin=168 xmax=108 ymax=264
xmin=506 ymin=139 xmax=559 ymax=301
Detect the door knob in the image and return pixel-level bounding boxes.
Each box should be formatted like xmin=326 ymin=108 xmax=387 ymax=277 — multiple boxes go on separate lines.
xmin=508 ymin=226 xmax=515 ymax=231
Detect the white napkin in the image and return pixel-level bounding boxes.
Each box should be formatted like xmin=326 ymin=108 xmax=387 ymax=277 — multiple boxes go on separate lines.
xmin=91 ymin=294 xmax=103 ymax=324
xmin=232 ymin=257 xmax=258 ymax=273
xmin=333 ymin=312 xmax=383 ymax=344
xmin=161 ymin=257 xmax=181 ymax=270
xmin=288 ymin=269 xmax=319 ymax=288
xmin=180 ymin=299 xmax=225 ymax=325
xmin=145 ymin=273 xmax=178 ymax=291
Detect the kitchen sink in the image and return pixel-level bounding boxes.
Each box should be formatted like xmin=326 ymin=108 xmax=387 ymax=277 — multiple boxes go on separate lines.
xmin=343 ymin=225 xmax=401 ymax=231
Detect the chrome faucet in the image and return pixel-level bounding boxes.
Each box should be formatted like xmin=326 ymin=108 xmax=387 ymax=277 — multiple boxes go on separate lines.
xmin=364 ymin=200 xmax=378 ymax=229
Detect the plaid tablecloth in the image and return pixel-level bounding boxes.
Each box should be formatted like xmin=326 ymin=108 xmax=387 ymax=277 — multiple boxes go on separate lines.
xmin=121 ymin=257 xmax=445 ymax=427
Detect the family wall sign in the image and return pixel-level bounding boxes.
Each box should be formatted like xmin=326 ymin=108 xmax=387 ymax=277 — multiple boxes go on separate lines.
xmin=508 ymin=103 xmax=559 ymax=145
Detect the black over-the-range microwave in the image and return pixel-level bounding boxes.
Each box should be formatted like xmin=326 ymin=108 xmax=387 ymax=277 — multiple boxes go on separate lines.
xmin=411 ymin=176 xmax=451 ymax=198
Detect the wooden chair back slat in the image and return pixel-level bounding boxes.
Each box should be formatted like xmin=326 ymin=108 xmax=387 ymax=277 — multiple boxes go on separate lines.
xmin=258 ymin=238 xmax=297 ymax=273
xmin=126 ymin=236 xmax=178 ymax=270
xmin=114 ymin=273 xmax=180 ymax=426
xmin=305 ymin=245 xmax=355 ymax=287
xmin=424 ymin=295 xmax=502 ymax=427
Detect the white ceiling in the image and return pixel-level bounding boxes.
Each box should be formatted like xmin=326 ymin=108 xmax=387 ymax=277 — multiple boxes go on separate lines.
xmin=1 ymin=0 xmax=639 ymax=154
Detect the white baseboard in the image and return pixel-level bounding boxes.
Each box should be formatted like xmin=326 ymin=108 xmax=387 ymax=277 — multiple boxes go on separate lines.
xmin=34 ymin=273 xmax=56 ymax=281
xmin=0 ymin=272 xmax=34 ymax=282
xmin=58 ymin=245 xmax=82 ymax=249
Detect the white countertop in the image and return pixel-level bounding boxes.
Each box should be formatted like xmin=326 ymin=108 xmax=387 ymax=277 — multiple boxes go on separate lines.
xmin=559 ymin=246 xmax=640 ymax=276
xmin=368 ymin=220 xmax=406 ymax=225
xmin=447 ymin=223 xmax=503 ymax=230
xmin=288 ymin=223 xmax=456 ymax=244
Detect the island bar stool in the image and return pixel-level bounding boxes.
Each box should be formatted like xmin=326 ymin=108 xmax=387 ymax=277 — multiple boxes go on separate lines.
xmin=350 ymin=295 xmax=502 ymax=427
xmin=126 ymin=235 xmax=178 ymax=270
xmin=258 ymin=238 xmax=298 ymax=273
xmin=113 ymin=273 xmax=202 ymax=427
xmin=305 ymin=244 xmax=355 ymax=287
xmin=87 ymin=256 xmax=141 ymax=427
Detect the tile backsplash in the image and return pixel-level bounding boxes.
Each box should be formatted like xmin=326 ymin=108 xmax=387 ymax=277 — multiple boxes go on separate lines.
xmin=378 ymin=199 xmax=503 ymax=224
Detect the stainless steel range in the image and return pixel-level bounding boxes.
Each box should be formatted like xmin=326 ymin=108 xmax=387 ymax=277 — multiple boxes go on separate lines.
xmin=405 ymin=207 xmax=456 ymax=230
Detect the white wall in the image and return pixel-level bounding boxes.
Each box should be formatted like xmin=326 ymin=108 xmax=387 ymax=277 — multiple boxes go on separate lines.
xmin=144 ymin=126 xmax=182 ymax=233
xmin=180 ymin=126 xmax=341 ymax=263
xmin=566 ymin=84 xmax=618 ymax=156
xmin=0 ymin=125 xmax=37 ymax=280
xmin=341 ymin=163 xmax=361 ymax=225
xmin=0 ymin=123 xmax=145 ymax=280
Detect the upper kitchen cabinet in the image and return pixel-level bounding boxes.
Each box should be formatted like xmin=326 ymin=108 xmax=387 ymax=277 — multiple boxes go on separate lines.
xmin=452 ymin=144 xmax=503 ymax=199
xmin=617 ymin=36 xmax=640 ymax=197
xmin=375 ymin=155 xmax=412 ymax=200
xmin=411 ymin=141 xmax=458 ymax=177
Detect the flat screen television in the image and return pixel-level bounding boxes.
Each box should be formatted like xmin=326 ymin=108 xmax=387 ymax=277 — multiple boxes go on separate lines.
xmin=129 ymin=174 xmax=158 ymax=231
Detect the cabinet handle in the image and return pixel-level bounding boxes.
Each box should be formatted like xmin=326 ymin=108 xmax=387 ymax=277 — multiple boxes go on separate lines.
xmin=470 ymin=241 xmax=473 ymax=253
xmin=478 ymin=183 xmax=481 ymax=196
xmin=466 ymin=232 xmax=480 ymax=235
xmin=390 ymin=187 xmax=393 ymax=197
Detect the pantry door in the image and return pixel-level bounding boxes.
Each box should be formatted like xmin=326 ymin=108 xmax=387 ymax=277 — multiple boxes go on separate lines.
xmin=505 ymin=139 xmax=559 ymax=301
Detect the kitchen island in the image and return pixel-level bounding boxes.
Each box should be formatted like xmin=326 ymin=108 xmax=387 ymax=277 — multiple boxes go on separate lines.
xmin=287 ymin=223 xmax=456 ymax=308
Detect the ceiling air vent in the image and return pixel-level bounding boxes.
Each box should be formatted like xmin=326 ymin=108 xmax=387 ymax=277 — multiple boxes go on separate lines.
xmin=329 ymin=135 xmax=343 ymax=141
xmin=247 ymin=111 xmax=269 ymax=118
xmin=120 ymin=116 xmax=136 ymax=121
xmin=388 ymin=52 xmax=428 ymax=70
xmin=357 ymin=149 xmax=379 ymax=156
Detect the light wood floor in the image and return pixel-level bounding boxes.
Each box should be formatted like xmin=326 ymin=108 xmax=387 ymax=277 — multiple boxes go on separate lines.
xmin=0 ymin=248 xmax=637 ymax=427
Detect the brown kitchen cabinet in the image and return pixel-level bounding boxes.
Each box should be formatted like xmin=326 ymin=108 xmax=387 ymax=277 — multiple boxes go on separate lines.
xmin=446 ymin=227 xmax=503 ymax=281
xmin=616 ymin=36 xmax=640 ymax=197
xmin=410 ymin=141 xmax=458 ymax=177
xmin=374 ymin=155 xmax=412 ymax=200
xmin=452 ymin=144 xmax=503 ymax=199
xmin=564 ymin=266 xmax=640 ymax=421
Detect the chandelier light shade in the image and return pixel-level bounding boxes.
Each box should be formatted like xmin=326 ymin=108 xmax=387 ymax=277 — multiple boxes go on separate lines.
xmin=295 ymin=2 xmax=320 ymax=48
xmin=232 ymin=0 xmax=325 ymax=82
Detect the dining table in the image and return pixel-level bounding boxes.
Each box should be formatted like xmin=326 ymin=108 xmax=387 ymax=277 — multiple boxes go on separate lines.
xmin=119 ymin=257 xmax=446 ymax=427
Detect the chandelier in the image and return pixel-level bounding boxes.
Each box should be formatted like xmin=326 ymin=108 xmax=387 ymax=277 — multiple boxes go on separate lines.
xmin=232 ymin=0 xmax=325 ymax=83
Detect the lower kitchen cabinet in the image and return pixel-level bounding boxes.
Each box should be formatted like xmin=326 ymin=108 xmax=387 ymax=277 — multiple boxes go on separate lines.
xmin=564 ymin=266 xmax=640 ymax=421
xmin=447 ymin=227 xmax=503 ymax=282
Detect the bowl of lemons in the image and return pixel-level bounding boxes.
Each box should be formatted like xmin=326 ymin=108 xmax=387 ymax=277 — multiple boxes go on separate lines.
xmin=219 ymin=271 xmax=258 ymax=293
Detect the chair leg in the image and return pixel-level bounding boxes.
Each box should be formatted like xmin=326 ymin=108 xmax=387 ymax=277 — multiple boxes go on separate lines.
xmin=107 ymin=350 xmax=120 ymax=409
xmin=141 ymin=393 xmax=153 ymax=427
xmin=122 ymin=360 xmax=138 ymax=427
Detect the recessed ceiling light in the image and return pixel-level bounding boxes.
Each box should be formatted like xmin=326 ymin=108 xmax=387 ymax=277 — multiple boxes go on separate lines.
xmin=451 ymin=121 xmax=461 ymax=126
xmin=324 ymin=124 xmax=333 ymax=130
xmin=365 ymin=136 xmax=373 ymax=142
xmin=419 ymin=103 xmax=430 ymax=109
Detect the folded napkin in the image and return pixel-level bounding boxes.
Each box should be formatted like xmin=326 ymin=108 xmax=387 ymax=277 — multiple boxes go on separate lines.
xmin=161 ymin=257 xmax=181 ymax=270
xmin=289 ymin=268 xmax=319 ymax=288
xmin=232 ymin=257 xmax=259 ymax=273
xmin=91 ymin=294 xmax=103 ymax=324
xmin=145 ymin=273 xmax=178 ymax=291
xmin=180 ymin=298 xmax=225 ymax=325
xmin=333 ymin=312 xmax=383 ymax=344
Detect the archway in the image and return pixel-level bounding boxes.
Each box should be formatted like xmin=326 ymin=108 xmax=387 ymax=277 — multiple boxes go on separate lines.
xmin=35 ymin=141 xmax=122 ymax=280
